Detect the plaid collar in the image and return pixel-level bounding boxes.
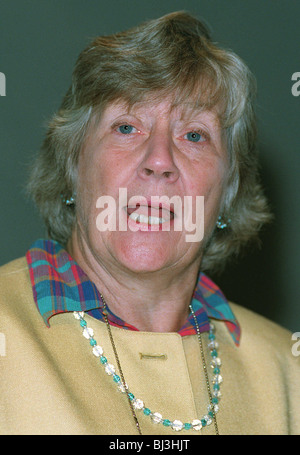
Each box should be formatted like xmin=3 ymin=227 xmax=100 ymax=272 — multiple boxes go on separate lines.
xmin=26 ymin=239 xmax=241 ymax=346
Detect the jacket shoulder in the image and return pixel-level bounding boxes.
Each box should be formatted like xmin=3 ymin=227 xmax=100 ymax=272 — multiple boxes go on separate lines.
xmin=0 ymin=257 xmax=28 ymax=276
xmin=0 ymin=257 xmax=32 ymax=308
xmin=230 ymin=301 xmax=293 ymax=353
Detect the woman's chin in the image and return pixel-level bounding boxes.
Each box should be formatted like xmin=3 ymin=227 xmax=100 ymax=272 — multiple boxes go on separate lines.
xmin=108 ymin=235 xmax=179 ymax=274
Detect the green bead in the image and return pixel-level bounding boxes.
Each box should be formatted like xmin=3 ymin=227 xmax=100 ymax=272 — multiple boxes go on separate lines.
xmin=213 ymin=383 xmax=220 ymax=390
xmin=213 ymin=367 xmax=220 ymax=374
xmin=208 ymin=411 xmax=214 ymax=418
xmin=208 ymin=333 xmax=215 ymax=340
xmin=100 ymin=356 xmax=107 ymax=364
xmin=143 ymin=408 xmax=151 ymax=416
xmin=90 ymin=338 xmax=97 ymax=346
xmin=184 ymin=423 xmax=192 ymax=430
xmin=201 ymin=419 xmax=207 ymax=427
xmin=128 ymin=393 xmax=135 ymax=401
xmin=80 ymin=319 xmax=87 ymax=327
xmin=113 ymin=374 xmax=121 ymax=383
xmin=212 ymin=397 xmax=219 ymax=404
xmin=211 ymin=349 xmax=218 ymax=357
xmin=163 ymin=419 xmax=171 ymax=427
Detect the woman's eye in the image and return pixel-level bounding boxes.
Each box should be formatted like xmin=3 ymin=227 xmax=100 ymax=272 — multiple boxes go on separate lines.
xmin=117 ymin=124 xmax=135 ymax=134
xmin=185 ymin=131 xmax=206 ymax=143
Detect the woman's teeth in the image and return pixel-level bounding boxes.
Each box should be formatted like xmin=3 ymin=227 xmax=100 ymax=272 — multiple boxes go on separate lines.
xmin=129 ymin=212 xmax=167 ymax=225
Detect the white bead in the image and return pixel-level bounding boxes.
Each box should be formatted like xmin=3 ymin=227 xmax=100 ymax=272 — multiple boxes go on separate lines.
xmin=83 ymin=327 xmax=94 ymax=339
xmin=211 ymin=357 xmax=221 ymax=367
xmin=73 ymin=311 xmax=84 ymax=319
xmin=192 ymin=419 xmax=202 ymax=431
xmin=104 ymin=363 xmax=115 ymax=375
xmin=204 ymin=414 xmax=213 ymax=425
xmin=172 ymin=420 xmax=183 ymax=431
xmin=117 ymin=382 xmax=128 ymax=393
xmin=133 ymin=399 xmax=144 ymax=410
xmin=151 ymin=412 xmax=162 ymax=424
xmin=92 ymin=345 xmax=103 ymax=357
xmin=213 ymin=374 xmax=223 ymax=384
xmin=208 ymin=341 xmax=219 ymax=350
xmin=213 ymin=390 xmax=222 ymax=398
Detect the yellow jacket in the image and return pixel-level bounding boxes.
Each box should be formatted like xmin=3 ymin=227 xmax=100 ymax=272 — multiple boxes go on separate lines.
xmin=0 ymin=257 xmax=299 ymax=435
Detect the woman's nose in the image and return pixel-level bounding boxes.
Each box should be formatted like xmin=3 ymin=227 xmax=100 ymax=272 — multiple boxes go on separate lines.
xmin=137 ymin=129 xmax=180 ymax=183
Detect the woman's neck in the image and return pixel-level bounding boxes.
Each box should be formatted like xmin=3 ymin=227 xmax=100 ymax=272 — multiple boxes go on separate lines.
xmin=67 ymin=232 xmax=202 ymax=332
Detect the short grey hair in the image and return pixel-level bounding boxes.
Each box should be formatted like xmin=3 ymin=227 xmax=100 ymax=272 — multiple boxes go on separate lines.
xmin=27 ymin=11 xmax=271 ymax=272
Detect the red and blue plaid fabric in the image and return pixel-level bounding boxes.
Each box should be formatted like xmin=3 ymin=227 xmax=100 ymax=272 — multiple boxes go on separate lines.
xmin=26 ymin=239 xmax=241 ymax=345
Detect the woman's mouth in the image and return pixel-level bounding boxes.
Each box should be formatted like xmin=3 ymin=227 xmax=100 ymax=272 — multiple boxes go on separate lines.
xmin=126 ymin=203 xmax=175 ymax=229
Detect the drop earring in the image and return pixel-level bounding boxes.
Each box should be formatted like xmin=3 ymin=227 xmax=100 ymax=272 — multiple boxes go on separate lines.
xmin=61 ymin=194 xmax=76 ymax=206
xmin=216 ymin=215 xmax=231 ymax=230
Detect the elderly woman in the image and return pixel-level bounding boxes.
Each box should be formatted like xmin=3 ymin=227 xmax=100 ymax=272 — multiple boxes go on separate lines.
xmin=0 ymin=12 xmax=299 ymax=435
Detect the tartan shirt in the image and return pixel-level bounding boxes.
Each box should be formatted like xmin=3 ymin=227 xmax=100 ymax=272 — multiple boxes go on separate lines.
xmin=26 ymin=239 xmax=241 ymax=346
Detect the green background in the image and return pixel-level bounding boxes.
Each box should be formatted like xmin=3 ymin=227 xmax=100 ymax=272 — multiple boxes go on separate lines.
xmin=0 ymin=0 xmax=299 ymax=332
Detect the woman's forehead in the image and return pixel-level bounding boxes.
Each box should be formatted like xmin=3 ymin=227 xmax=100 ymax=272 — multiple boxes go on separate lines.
xmin=100 ymin=94 xmax=222 ymax=125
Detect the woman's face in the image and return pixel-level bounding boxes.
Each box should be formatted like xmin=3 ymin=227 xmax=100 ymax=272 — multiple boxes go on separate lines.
xmin=75 ymin=96 xmax=229 ymax=275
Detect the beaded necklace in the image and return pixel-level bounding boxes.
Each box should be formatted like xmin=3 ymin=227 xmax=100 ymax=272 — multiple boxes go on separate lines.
xmin=73 ymin=297 xmax=221 ymax=435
